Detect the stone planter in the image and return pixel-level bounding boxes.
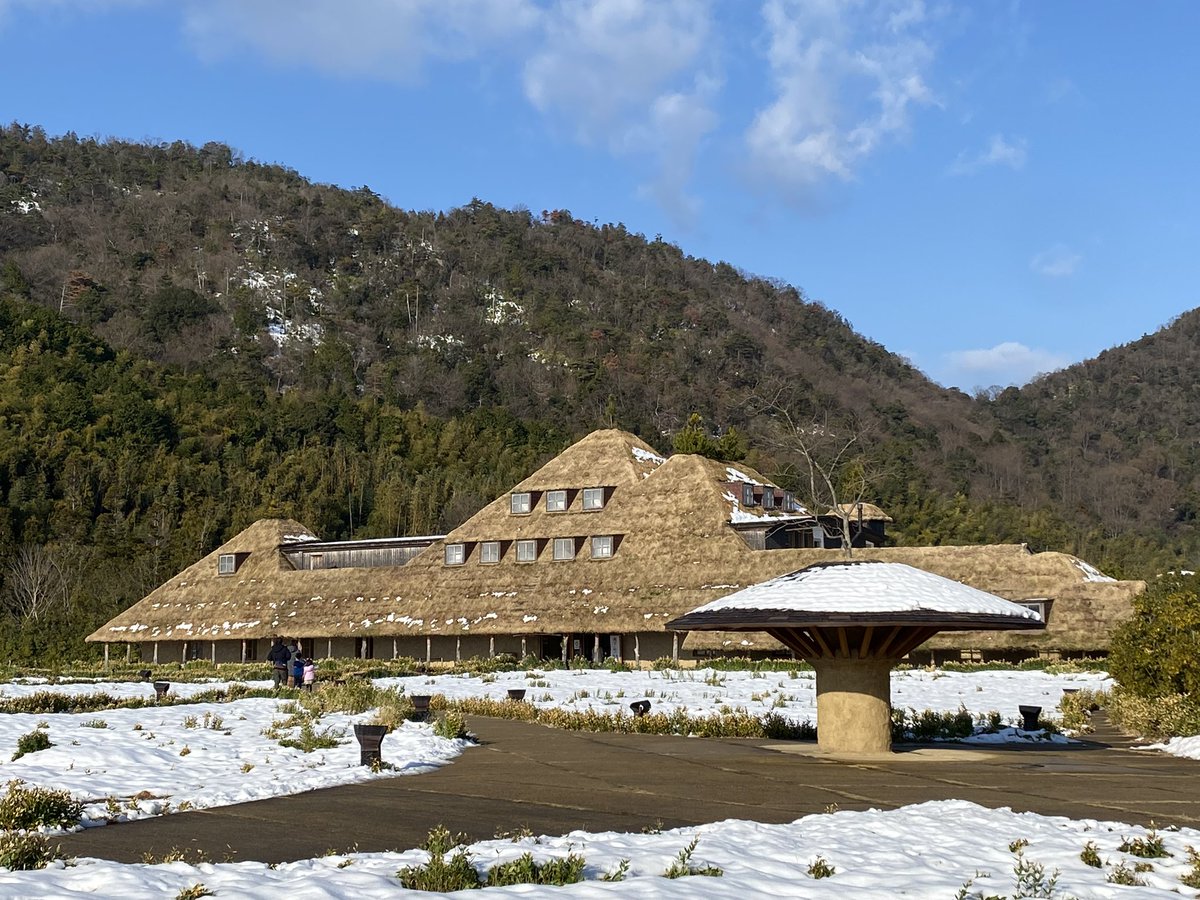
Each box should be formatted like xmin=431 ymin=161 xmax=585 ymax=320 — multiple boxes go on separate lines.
xmin=1018 ymin=705 xmax=1042 ymax=731
xmin=153 ymin=681 xmax=170 ymax=701
xmin=353 ymin=723 xmax=390 ymax=766
xmin=506 ymin=689 xmax=527 ymax=702
xmin=410 ymin=694 xmax=432 ymax=722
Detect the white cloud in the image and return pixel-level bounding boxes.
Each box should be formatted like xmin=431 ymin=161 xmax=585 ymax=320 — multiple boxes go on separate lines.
xmin=945 ymin=341 xmax=1068 ymax=388
xmin=948 ymin=133 xmax=1027 ymax=175
xmin=181 ymin=0 xmax=538 ymax=81
xmin=1030 ymin=244 xmax=1082 ymax=278
xmin=523 ymin=1 xmax=718 ymax=227
xmin=745 ymin=0 xmax=935 ymax=199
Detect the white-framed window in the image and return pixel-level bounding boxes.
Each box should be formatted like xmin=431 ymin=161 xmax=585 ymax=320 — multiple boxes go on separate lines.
xmin=546 ymin=489 xmax=568 ymax=512
xmin=582 ymin=487 xmax=605 ymax=511
xmin=510 ymin=492 xmax=532 ymax=515
xmin=516 ymin=539 xmax=538 ymax=562
xmin=590 ymin=535 xmax=613 ymax=559
xmin=444 ymin=543 xmax=466 ymax=566
xmin=480 ymin=541 xmax=501 ymax=564
xmin=1016 ymin=600 xmax=1048 ymax=621
xmin=218 ymin=553 xmax=237 ymax=575
xmin=553 ymin=537 xmax=576 ymax=560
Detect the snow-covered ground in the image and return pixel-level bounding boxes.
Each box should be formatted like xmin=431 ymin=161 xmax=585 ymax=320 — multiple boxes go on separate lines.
xmin=380 ymin=665 xmax=1110 ymax=727
xmin=0 ymin=696 xmax=468 ymax=828
xmin=2 ymin=666 xmax=1195 ymax=897
xmin=5 ymin=800 xmax=1200 ymax=898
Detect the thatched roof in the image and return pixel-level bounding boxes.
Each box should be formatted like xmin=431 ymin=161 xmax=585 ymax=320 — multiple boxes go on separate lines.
xmin=87 ymin=430 xmax=1144 ymax=653
xmin=824 ymin=502 xmax=893 ymax=523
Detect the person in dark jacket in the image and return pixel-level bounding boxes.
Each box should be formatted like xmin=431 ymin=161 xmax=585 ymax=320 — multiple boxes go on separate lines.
xmin=267 ymin=637 xmax=290 ymax=688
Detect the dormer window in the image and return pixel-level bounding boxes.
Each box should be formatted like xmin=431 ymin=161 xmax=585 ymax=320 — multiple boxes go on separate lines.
xmin=552 ymin=537 xmax=576 ymax=560
xmin=590 ymin=535 xmax=614 ymax=559
xmin=741 ymin=483 xmax=756 ymax=506
xmin=546 ymin=490 xmax=568 ymax=512
xmin=510 ymin=492 xmax=532 ymax=515
xmin=783 ymin=491 xmax=796 ymax=512
xmin=516 ymin=539 xmax=538 ymax=562
xmin=762 ymin=489 xmax=775 ymax=510
xmin=444 ymin=543 xmax=466 ymax=566
xmin=582 ymin=487 xmax=605 ymax=511
xmin=217 ymin=554 xmax=238 ymax=576
xmin=480 ymin=541 xmax=501 ymax=564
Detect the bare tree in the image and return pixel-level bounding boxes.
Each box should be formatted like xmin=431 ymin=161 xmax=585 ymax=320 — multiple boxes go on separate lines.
xmin=4 ymin=545 xmax=70 ymax=622
xmin=752 ymin=387 xmax=881 ymax=558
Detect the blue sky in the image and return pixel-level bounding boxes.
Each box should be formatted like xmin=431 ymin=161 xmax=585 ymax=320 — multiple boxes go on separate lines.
xmin=2 ymin=1 xmax=1197 ymax=391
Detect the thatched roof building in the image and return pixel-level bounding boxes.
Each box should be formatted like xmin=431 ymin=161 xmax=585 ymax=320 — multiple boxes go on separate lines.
xmin=87 ymin=429 xmax=1144 ymax=665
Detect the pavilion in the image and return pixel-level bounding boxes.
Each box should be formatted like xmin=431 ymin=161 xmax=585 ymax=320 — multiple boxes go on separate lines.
xmin=666 ymin=561 xmax=1045 ymax=754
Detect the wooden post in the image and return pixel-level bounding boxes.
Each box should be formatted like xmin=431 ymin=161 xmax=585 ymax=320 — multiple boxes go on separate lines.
xmin=671 ymin=632 xmax=679 ymax=664
xmin=211 ymin=642 xmax=216 ymax=664
xmin=241 ymin=640 xmax=247 ymax=663
xmin=125 ymin=644 xmax=131 ymax=663
xmin=181 ymin=642 xmax=188 ymax=664
xmin=153 ymin=642 xmax=159 ymax=664
xmin=593 ymin=634 xmax=601 ymax=665
xmin=561 ymin=634 xmax=569 ymax=666
xmin=635 ymin=634 xmax=641 ymax=667
xmin=455 ymin=637 xmax=461 ymax=663
xmin=326 ymin=638 xmax=332 ymax=659
xmin=392 ymin=638 xmax=397 ymax=660
xmin=426 ymin=636 xmax=431 ymax=666
xmin=489 ymin=636 xmax=495 ymax=658
xmin=521 ymin=636 xmax=527 ymax=658
xmin=103 ymin=643 xmax=109 ymax=669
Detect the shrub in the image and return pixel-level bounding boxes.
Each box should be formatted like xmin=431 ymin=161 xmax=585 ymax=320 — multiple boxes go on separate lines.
xmin=1108 ymin=689 xmax=1200 ymax=740
xmin=277 ymin=721 xmax=344 ymax=753
xmin=486 ymin=852 xmax=586 ymax=886
xmin=0 ymin=831 xmax=61 ymax=870
xmin=11 ymin=730 xmax=52 ymax=761
xmin=1080 ymin=841 xmax=1101 ymax=868
xmin=663 ymin=837 xmax=722 ymax=878
xmin=433 ymin=710 xmax=470 ymax=741
xmin=0 ymin=780 xmax=83 ymax=830
xmin=397 ymin=826 xmax=480 ymax=891
xmin=1108 ymin=572 xmax=1200 ymax=698
xmin=1118 ymin=829 xmax=1169 ymax=859
xmin=807 ymin=856 xmax=835 ymax=878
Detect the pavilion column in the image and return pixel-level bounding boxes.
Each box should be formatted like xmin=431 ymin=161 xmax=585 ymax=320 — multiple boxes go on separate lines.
xmin=241 ymin=640 xmax=247 ymax=663
xmin=561 ymin=634 xmax=569 ymax=666
xmin=125 ymin=644 xmax=131 ymax=663
xmin=326 ymin=638 xmax=332 ymax=659
xmin=455 ymin=637 xmax=461 ymax=663
xmin=671 ymin=632 xmax=679 ymax=664
xmin=489 ymin=636 xmax=495 ymax=658
xmin=811 ymin=656 xmax=894 ymax=755
xmin=181 ymin=642 xmax=188 ymax=664
xmin=103 ymin=643 xmax=109 ymax=669
xmin=392 ymin=638 xmax=398 ymax=660
xmin=153 ymin=642 xmax=159 ymax=664
xmin=425 ymin=636 xmax=431 ymax=666
xmin=592 ymin=634 xmax=600 ymax=664
xmin=211 ymin=642 xmax=216 ymax=664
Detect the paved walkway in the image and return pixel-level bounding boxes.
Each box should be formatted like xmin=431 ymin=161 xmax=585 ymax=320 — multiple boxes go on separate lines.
xmin=58 ymin=714 xmax=1200 ymax=865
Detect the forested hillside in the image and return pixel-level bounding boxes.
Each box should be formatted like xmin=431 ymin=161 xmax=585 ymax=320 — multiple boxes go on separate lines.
xmin=0 ymin=124 xmax=1195 ymax=661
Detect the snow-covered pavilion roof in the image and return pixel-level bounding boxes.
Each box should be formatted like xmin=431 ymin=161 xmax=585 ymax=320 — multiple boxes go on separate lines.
xmin=667 ymin=561 xmax=1045 ymax=631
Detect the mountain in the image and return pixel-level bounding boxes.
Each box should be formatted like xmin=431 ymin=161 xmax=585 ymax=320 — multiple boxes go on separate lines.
xmin=0 ymin=124 xmax=1194 ymax=660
